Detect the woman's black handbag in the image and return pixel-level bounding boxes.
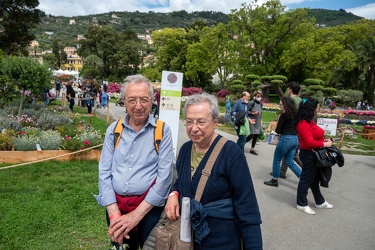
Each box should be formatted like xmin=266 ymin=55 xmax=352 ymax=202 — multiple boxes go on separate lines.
xmin=313 ymin=145 xmax=344 ymax=168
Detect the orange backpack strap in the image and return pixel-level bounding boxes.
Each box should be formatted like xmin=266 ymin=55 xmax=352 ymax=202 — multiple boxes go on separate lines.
xmin=113 ymin=118 xmax=164 ymax=154
xmin=154 ymin=119 xmax=164 ymax=154
xmin=113 ymin=118 xmax=124 ymax=150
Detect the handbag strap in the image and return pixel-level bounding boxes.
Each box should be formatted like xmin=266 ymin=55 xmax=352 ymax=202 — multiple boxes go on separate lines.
xmin=194 ymin=136 xmax=227 ymax=202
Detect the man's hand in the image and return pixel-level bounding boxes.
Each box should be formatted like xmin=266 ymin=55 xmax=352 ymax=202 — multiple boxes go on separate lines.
xmin=109 ymin=210 xmax=143 ymax=242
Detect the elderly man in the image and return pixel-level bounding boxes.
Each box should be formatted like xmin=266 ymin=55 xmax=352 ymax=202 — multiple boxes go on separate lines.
xmin=95 ymin=74 xmax=174 ymax=249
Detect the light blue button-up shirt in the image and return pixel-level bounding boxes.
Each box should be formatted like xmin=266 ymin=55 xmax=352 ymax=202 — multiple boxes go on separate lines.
xmin=95 ymin=114 xmax=174 ymax=207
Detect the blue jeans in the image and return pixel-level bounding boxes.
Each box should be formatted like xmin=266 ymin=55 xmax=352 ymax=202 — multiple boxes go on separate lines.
xmin=236 ymin=128 xmax=247 ymax=153
xmin=272 ymin=135 xmax=301 ymax=178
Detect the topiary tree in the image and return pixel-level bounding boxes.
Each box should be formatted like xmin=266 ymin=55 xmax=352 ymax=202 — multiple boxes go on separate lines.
xmin=226 ymin=79 xmax=245 ymax=94
xmin=337 ymin=89 xmax=364 ymax=108
xmin=259 ymin=75 xmax=288 ymax=101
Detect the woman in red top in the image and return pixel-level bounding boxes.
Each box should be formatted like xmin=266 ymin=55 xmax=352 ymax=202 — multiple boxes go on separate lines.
xmin=295 ymin=97 xmax=333 ymax=215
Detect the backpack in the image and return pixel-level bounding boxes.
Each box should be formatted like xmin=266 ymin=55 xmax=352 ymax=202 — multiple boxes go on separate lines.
xmin=234 ymin=111 xmax=247 ymax=126
xmin=113 ymin=118 xmax=164 ymax=153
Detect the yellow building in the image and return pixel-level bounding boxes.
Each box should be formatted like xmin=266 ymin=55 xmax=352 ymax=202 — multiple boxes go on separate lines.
xmin=61 ymin=54 xmax=83 ymax=72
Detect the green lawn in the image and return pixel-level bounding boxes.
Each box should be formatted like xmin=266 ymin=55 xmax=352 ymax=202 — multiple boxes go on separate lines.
xmin=0 ymin=161 xmax=109 ymax=249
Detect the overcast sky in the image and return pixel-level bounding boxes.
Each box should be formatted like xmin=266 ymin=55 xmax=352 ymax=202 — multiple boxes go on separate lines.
xmin=38 ymin=0 xmax=375 ymax=19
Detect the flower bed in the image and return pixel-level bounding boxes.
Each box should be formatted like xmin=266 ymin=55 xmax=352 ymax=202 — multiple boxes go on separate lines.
xmin=0 ymin=149 xmax=101 ymax=164
xmin=0 ymin=106 xmax=103 ymax=152
xmin=344 ymin=110 xmax=375 ymax=121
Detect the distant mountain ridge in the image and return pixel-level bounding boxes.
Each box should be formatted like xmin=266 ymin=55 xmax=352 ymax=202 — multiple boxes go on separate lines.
xmin=32 ymin=8 xmax=363 ymax=49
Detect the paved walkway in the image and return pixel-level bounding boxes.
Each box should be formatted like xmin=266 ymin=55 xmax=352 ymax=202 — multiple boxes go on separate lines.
xmin=97 ymin=102 xmax=375 ymax=250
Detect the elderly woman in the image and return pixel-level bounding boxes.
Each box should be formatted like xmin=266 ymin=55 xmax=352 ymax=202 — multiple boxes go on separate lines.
xmin=165 ymin=93 xmax=262 ymax=249
xmin=246 ymin=90 xmax=263 ymax=155
xmin=295 ymin=97 xmax=334 ymax=215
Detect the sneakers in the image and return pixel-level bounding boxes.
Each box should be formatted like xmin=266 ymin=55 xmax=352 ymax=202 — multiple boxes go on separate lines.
xmin=264 ymin=179 xmax=278 ymax=187
xmin=297 ymin=205 xmax=316 ymax=215
xmin=270 ymin=172 xmax=286 ymax=179
xmin=315 ymin=201 xmax=333 ymax=209
xmin=249 ymin=150 xmax=258 ymax=155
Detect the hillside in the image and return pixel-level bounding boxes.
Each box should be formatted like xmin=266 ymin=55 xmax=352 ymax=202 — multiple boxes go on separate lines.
xmin=32 ymin=10 xmax=230 ymax=49
xmin=307 ymin=8 xmax=363 ymax=26
xmin=31 ymin=8 xmax=363 ymax=50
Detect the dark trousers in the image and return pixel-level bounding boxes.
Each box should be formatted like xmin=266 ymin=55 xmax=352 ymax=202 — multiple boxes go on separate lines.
xmin=69 ymin=98 xmax=75 ymax=112
xmin=297 ymin=149 xmax=325 ymax=206
xmin=280 ymin=148 xmax=303 ymax=176
xmin=246 ymin=134 xmax=259 ymax=148
xmin=106 ymin=206 xmax=163 ymax=250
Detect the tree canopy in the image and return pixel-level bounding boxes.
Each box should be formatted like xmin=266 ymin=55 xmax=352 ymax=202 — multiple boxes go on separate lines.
xmin=0 ymin=0 xmax=40 ymax=55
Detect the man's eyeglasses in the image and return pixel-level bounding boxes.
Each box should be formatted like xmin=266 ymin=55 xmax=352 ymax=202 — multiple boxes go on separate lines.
xmin=183 ymin=119 xmax=211 ymax=127
xmin=125 ymin=98 xmax=151 ymax=105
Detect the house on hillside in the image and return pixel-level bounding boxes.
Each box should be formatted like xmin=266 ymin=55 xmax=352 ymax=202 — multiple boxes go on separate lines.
xmin=64 ymin=47 xmax=76 ymax=56
xmin=77 ymin=34 xmax=85 ymax=41
xmin=61 ymin=54 xmax=83 ymax=72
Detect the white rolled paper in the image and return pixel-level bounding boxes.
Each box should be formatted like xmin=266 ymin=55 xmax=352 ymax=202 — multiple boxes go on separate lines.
xmin=180 ymin=197 xmax=192 ymax=242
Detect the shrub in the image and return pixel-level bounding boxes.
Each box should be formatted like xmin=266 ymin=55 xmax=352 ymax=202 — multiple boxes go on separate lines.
xmin=22 ymin=126 xmax=41 ymax=137
xmin=108 ymin=83 xmax=122 ymax=94
xmin=60 ymin=128 xmax=102 ymax=151
xmin=328 ymin=101 xmax=337 ymax=111
xmin=55 ymin=124 xmax=80 ymax=138
xmin=0 ymin=132 xmax=14 ymax=151
xmin=40 ymin=130 xmax=62 ymax=150
xmin=217 ymin=89 xmax=230 ymax=98
xmin=37 ymin=112 xmax=73 ymax=130
xmin=13 ymin=135 xmax=40 ymax=151
xmin=182 ymin=87 xmax=203 ymax=96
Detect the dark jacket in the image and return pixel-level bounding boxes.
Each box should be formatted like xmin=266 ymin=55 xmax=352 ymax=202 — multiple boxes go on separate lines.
xmin=173 ymin=136 xmax=262 ymax=250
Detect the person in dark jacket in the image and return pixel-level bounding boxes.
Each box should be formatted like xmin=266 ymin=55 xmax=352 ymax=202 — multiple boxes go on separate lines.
xmin=165 ymin=93 xmax=262 ymax=249
xmin=66 ymin=81 xmax=75 ymax=112
xmin=231 ymin=92 xmax=250 ymax=153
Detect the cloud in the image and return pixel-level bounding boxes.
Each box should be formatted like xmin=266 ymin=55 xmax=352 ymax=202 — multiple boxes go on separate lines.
xmin=346 ymin=3 xmax=375 ymax=19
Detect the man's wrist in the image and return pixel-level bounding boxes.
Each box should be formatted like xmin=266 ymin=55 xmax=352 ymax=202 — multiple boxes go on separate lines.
xmin=169 ymin=191 xmax=179 ymax=198
xmin=109 ymin=213 xmax=122 ymax=221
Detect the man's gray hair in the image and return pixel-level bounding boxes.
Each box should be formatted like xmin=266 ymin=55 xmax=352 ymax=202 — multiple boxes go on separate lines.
xmin=122 ymin=74 xmax=154 ymax=99
xmin=183 ymin=93 xmax=220 ymax=120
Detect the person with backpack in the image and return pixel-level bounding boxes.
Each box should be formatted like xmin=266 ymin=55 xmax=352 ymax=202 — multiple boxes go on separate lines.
xmin=230 ymin=91 xmax=250 ymax=153
xmin=246 ymin=90 xmax=263 ymax=155
xmin=94 ymin=74 xmax=174 ymax=249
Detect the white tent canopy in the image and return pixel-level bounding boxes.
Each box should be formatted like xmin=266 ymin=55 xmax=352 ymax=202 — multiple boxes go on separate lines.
xmin=53 ymin=69 xmax=80 ymax=78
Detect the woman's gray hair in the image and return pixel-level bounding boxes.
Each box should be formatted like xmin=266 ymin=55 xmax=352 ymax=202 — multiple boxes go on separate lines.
xmin=122 ymin=74 xmax=154 ymax=99
xmin=183 ymin=93 xmax=220 ymax=120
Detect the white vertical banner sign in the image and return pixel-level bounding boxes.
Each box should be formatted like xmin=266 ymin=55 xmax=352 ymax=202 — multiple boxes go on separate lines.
xmin=159 ymin=71 xmax=183 ymax=158
xmin=317 ymin=118 xmax=338 ymax=136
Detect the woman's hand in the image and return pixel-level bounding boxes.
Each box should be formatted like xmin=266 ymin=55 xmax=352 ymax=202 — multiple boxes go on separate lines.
xmin=249 ymin=118 xmax=256 ymax=124
xmin=165 ymin=192 xmax=180 ymax=221
xmin=323 ymin=139 xmax=333 ymax=148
